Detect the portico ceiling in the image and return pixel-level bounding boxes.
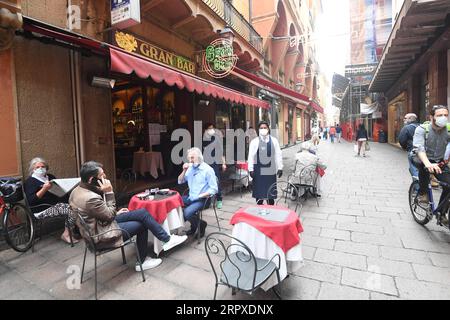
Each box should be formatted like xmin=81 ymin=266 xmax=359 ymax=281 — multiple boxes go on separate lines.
xmin=369 ymin=0 xmax=450 ymax=93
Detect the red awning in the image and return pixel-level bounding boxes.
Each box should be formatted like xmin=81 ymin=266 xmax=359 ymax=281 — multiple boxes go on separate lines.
xmin=22 ymin=18 xmax=108 ymax=55
xmin=308 ymin=100 xmax=324 ymax=114
xmin=110 ymin=48 xmax=269 ymax=109
xmin=233 ymin=67 xmax=324 ymax=114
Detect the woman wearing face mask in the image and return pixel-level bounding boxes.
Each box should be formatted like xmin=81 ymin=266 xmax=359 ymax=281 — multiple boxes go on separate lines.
xmin=24 ymin=157 xmax=78 ymax=244
xmin=248 ymin=121 xmax=283 ymax=205
xmin=202 ymin=123 xmax=226 ymax=209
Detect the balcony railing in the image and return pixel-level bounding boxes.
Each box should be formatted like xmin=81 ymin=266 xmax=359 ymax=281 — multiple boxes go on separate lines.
xmin=202 ymin=0 xmax=263 ymax=54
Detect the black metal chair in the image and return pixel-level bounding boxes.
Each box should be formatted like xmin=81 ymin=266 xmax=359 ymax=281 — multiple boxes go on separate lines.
xmin=75 ymin=213 xmax=146 ymax=300
xmin=267 ymin=181 xmax=301 ymax=213
xmin=22 ymin=193 xmax=75 ymax=252
xmin=182 ymin=184 xmax=220 ymax=244
xmin=288 ymin=162 xmax=320 ymax=207
xmin=228 ymin=163 xmax=251 ymax=198
xmin=205 ymin=232 xmax=282 ymax=300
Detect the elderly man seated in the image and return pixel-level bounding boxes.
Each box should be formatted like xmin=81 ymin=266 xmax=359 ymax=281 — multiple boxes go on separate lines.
xmin=288 ymin=141 xmax=327 ymax=198
xmin=178 ymin=147 xmax=218 ymax=237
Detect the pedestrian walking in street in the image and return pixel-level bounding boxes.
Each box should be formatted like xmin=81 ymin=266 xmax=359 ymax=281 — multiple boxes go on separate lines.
xmin=311 ymin=126 xmax=320 ymax=146
xmin=398 ymin=113 xmax=419 ymax=179
xmin=70 ymin=161 xmax=188 ymax=271
xmin=202 ymin=123 xmax=226 ymax=209
xmin=323 ymin=127 xmax=328 ymax=141
xmin=329 ymin=126 xmax=336 ymax=143
xmin=24 ymin=157 xmax=78 ymax=244
xmin=336 ymin=124 xmax=343 ymax=143
xmin=355 ymin=123 xmax=369 ymax=157
xmin=248 ymin=121 xmax=283 ymax=205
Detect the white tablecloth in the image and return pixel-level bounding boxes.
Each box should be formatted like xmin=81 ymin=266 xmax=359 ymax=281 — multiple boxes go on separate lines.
xmin=133 ymin=151 xmax=165 ymax=179
xmin=231 ymin=223 xmax=304 ymax=291
xmin=153 ymin=206 xmax=184 ymax=256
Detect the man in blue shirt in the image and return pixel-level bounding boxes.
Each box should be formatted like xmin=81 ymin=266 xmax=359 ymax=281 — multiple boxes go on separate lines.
xmin=178 ymin=147 xmax=218 ymax=237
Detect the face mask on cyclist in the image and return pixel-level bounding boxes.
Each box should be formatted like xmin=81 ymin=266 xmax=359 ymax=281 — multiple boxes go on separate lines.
xmin=435 ymin=116 xmax=448 ymax=128
xmin=34 ymin=168 xmax=47 ymax=176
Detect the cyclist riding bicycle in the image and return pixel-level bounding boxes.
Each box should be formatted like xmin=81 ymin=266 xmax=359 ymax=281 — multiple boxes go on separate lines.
xmin=412 ymin=104 xmax=450 ymax=225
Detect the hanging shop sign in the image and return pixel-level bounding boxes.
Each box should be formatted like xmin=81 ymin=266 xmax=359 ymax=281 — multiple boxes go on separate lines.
xmin=202 ymin=38 xmax=238 ymax=79
xmin=111 ymin=0 xmax=141 ymax=29
xmin=113 ymin=31 xmax=196 ymax=75
xmin=345 ymin=63 xmax=378 ymax=78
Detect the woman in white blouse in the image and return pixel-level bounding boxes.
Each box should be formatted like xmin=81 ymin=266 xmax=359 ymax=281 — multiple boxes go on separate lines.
xmin=247 ymin=121 xmax=283 ymax=205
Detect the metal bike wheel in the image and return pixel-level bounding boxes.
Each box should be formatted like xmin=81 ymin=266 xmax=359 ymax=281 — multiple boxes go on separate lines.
xmin=3 ymin=203 xmax=35 ymax=252
xmin=408 ymin=180 xmax=431 ymax=225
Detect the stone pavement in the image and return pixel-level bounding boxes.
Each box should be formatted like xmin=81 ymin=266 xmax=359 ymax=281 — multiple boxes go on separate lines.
xmin=1 ymin=139 xmax=450 ymax=300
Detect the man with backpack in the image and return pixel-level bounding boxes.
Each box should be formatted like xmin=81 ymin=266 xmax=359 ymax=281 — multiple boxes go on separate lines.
xmin=398 ymin=113 xmax=419 ymax=179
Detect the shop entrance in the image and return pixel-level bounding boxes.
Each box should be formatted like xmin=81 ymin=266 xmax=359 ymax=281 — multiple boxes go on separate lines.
xmin=112 ymin=78 xmax=192 ymax=196
xmin=388 ymin=92 xmax=406 ymax=145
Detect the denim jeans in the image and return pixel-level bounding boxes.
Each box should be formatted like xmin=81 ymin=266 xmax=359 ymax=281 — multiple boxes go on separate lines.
xmin=408 ymin=153 xmax=419 ymax=179
xmin=116 ymin=208 xmax=170 ymax=261
xmin=182 ymin=196 xmax=207 ymax=232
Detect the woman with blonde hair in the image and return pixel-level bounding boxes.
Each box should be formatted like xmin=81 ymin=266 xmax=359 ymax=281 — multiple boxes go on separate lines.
xmin=24 ymin=157 xmax=77 ymax=244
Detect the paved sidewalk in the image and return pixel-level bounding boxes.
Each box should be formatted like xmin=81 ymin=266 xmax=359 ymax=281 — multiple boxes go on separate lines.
xmin=0 ymin=140 xmax=450 ymax=300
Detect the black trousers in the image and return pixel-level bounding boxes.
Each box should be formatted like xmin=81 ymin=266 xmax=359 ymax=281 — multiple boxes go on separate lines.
xmin=418 ymin=161 xmax=450 ymax=213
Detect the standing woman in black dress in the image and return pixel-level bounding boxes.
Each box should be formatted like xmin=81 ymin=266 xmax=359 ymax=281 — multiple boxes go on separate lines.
xmin=247 ymin=121 xmax=283 ymax=205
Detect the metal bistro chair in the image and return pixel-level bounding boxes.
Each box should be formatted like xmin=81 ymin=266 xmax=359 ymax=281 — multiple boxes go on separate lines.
xmin=182 ymin=181 xmax=221 ymax=244
xmin=267 ymin=181 xmax=301 ymax=213
xmin=228 ymin=163 xmax=251 ymax=198
xmin=22 ymin=192 xmax=75 ymax=252
xmin=295 ymin=162 xmax=320 ymax=207
xmin=205 ymin=232 xmax=282 ymax=300
xmin=76 ymin=213 xmax=146 ymax=300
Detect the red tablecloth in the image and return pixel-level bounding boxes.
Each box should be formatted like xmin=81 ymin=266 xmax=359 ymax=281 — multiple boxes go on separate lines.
xmin=128 ymin=191 xmax=184 ymax=224
xmin=236 ymin=161 xmax=248 ymax=171
xmin=230 ymin=205 xmax=303 ymax=253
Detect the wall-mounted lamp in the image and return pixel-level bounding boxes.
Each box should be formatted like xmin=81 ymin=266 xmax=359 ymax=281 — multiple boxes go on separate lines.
xmin=217 ymin=25 xmax=235 ymax=42
xmin=199 ymin=99 xmax=210 ymax=107
xmin=91 ymin=76 xmax=116 ymax=89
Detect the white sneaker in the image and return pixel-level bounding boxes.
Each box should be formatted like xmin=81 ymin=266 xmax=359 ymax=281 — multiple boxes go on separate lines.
xmin=135 ymin=257 xmax=162 ymax=271
xmin=162 ymin=234 xmax=188 ymax=252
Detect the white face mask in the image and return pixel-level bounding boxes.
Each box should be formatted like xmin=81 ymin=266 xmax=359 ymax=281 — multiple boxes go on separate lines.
xmin=34 ymin=168 xmax=47 ymax=176
xmin=259 ymin=129 xmax=269 ymax=137
xmin=435 ymin=116 xmax=448 ymax=128
xmin=207 ymin=129 xmax=215 ymax=136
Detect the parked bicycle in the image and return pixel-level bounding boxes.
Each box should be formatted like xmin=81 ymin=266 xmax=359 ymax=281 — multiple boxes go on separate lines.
xmin=0 ymin=177 xmax=35 ymax=252
xmin=408 ymin=161 xmax=450 ymax=230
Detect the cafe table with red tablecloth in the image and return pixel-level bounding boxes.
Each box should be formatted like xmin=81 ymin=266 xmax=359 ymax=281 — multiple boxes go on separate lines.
xmin=230 ymin=204 xmax=304 ymax=291
xmin=128 ymin=191 xmax=185 ymax=256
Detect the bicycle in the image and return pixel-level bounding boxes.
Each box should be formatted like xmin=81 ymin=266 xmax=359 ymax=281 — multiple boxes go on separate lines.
xmin=408 ymin=162 xmax=450 ymax=230
xmin=0 ymin=177 xmax=35 ymax=252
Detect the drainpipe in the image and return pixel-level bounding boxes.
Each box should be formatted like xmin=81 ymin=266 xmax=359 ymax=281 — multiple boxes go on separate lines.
xmin=70 ymin=50 xmax=85 ymax=174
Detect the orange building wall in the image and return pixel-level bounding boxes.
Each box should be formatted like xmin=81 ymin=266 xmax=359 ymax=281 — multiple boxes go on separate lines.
xmin=0 ymin=49 xmax=20 ymax=176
